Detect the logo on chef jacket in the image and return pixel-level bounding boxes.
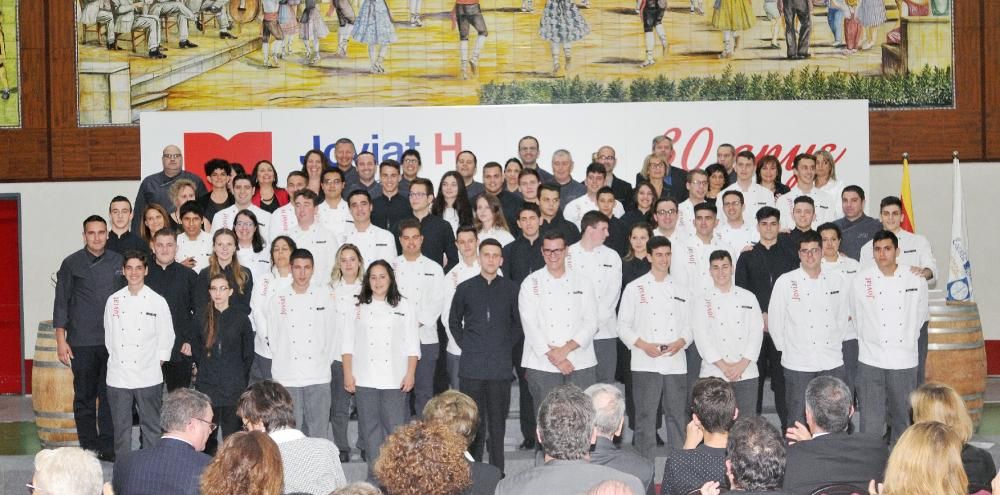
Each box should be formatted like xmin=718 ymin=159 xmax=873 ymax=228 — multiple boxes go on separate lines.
xmin=531 ymin=278 xmax=540 ymax=296
xmin=112 ymin=296 xmax=121 ymax=318
xmin=278 ymin=295 xmax=288 ymax=316
xmin=864 ymin=277 xmax=875 ymax=300
xmin=704 ymin=299 xmax=714 ymax=319
xmin=790 ymin=280 xmax=800 ymax=301
xmin=637 ymin=285 xmax=648 ymax=304
xmin=183 ymin=132 xmax=272 ymax=186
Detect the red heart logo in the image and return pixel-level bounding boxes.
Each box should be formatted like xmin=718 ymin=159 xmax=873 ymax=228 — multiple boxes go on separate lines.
xmin=183 ymin=132 xmax=273 ymax=189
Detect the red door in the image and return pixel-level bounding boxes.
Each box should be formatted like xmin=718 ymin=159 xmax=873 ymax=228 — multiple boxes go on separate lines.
xmin=0 ymin=198 xmax=23 ymax=393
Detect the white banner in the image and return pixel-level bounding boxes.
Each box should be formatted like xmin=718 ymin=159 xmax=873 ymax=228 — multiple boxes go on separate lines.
xmin=140 ymin=101 xmax=870 ymax=200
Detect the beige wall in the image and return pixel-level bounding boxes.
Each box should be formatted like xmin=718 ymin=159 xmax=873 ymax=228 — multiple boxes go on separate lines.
xmin=3 ymin=161 xmax=997 ymax=358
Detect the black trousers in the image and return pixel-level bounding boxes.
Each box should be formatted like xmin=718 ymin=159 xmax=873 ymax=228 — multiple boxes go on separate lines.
xmin=461 ymin=376 xmax=512 ymax=473
xmin=162 ymin=357 xmax=193 ymax=391
xmin=512 ymin=340 xmax=535 ymax=444
xmin=205 ymin=405 xmax=241 ymax=456
xmin=70 ymin=345 xmax=114 ymax=454
xmin=757 ymin=333 xmax=788 ymax=429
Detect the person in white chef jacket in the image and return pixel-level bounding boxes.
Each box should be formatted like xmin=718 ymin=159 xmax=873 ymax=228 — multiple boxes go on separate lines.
xmin=441 ymin=225 xmax=482 ymax=390
xmin=104 ymin=251 xmax=175 ymax=460
xmin=328 ymin=243 xmax=365 ymax=463
xmin=818 ymin=222 xmax=861 ymax=397
xmin=850 ymin=230 xmax=928 ymax=445
xmin=343 ymin=189 xmax=398 ymax=268
xmin=721 ymin=150 xmax=776 ymax=225
xmin=211 ymin=174 xmax=272 ymax=235
xmin=248 ymin=235 xmax=297 ymax=384
xmin=391 ymin=218 xmax=445 ymax=416
xmin=715 ymin=190 xmax=759 ymax=264
xmin=287 ymin=189 xmax=341 ymax=287
xmin=318 ymin=168 xmax=354 ymax=241
xmin=778 ymin=153 xmax=837 ymax=231
xmin=562 ymin=163 xmax=625 ymax=229
xmin=616 ymin=235 xmax=691 ymax=460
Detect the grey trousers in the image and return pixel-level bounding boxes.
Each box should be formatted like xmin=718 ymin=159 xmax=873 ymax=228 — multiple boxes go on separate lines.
xmin=107 ymin=383 xmax=162 ymax=459
xmin=632 ymin=371 xmax=686 ymax=460
xmin=526 ymin=367 xmax=597 ymax=421
xmin=287 ymin=383 xmax=332 ymax=439
xmin=917 ymin=321 xmax=928 ymax=385
xmin=594 ymin=338 xmax=618 ymax=384
xmin=446 ymin=352 xmax=461 ymax=390
xmin=857 ymin=362 xmax=917 ymax=445
xmin=356 ymin=386 xmax=409 ymax=477
xmin=249 ymin=353 xmax=272 ymax=385
xmin=731 ymin=378 xmax=759 ymax=420
xmin=413 ymin=343 xmax=439 ymax=417
xmin=330 ymin=361 xmax=352 ymax=453
xmin=842 ymin=339 xmax=859 ymax=400
xmin=784 ymin=366 xmax=846 ymax=427
xmin=685 ymin=343 xmax=701 ymax=409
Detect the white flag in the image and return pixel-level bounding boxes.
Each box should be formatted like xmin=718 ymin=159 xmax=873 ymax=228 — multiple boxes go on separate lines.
xmin=946 ymin=154 xmax=974 ymax=301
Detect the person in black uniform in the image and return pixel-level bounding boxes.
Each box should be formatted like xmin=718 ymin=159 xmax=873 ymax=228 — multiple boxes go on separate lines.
xmin=146 ymin=228 xmax=198 ymax=391
xmin=107 ymin=196 xmax=150 ymax=255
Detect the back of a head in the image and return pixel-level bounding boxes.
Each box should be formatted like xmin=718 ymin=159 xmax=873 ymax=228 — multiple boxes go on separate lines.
xmin=910 ymin=382 xmax=974 ymax=443
xmin=32 ymin=448 xmax=104 ymax=495
xmin=691 ymin=378 xmax=737 ymax=434
xmin=374 ymin=420 xmax=472 ymax=495
xmin=236 ymin=380 xmax=297 ymax=432
xmin=422 ymin=390 xmax=479 ymax=448
xmin=538 ymin=384 xmax=596 ymax=460
xmin=585 ymin=383 xmax=625 ymax=438
xmin=586 ymin=479 xmax=637 ymax=495
xmin=727 ymin=417 xmax=786 ymax=492
xmin=161 ymin=388 xmax=212 ymax=434
xmin=804 ymin=376 xmax=852 ymax=433
xmin=882 ymin=422 xmax=968 ymax=495
xmin=200 ymin=431 xmax=284 ymax=495
xmin=331 ymin=482 xmax=384 ymax=495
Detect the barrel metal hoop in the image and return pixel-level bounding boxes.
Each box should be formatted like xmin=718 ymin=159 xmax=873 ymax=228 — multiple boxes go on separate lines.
xmin=33 ymin=411 xmax=75 ymax=419
xmin=929 ymin=314 xmax=981 ymax=322
xmin=927 ymin=340 xmax=984 ymax=351
xmin=34 ymin=345 xmax=57 ymax=352
xmin=39 ymin=441 xmax=81 ymax=448
xmin=962 ymin=393 xmax=984 ymax=402
xmin=31 ymin=361 xmax=70 ymax=369
xmin=928 ymin=326 xmax=983 ymax=335
xmin=35 ymin=427 xmax=79 ymax=434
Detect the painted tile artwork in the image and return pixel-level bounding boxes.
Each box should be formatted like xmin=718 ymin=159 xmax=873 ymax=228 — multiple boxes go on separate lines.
xmin=75 ymin=0 xmax=953 ymax=125
xmin=0 ymin=0 xmax=18 ymax=128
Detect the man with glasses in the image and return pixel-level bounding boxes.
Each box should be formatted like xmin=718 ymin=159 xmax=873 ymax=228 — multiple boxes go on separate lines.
xmin=408 ymin=178 xmax=458 ymax=270
xmin=133 ymin=145 xmax=207 ymax=232
xmin=768 ymin=231 xmax=850 ymax=428
xmin=595 ymin=145 xmax=633 ymax=210
xmin=399 ymin=149 xmax=422 ymax=196
xmin=722 ymin=150 xmax=776 ymax=225
xmin=677 ymin=169 xmax=709 ymax=232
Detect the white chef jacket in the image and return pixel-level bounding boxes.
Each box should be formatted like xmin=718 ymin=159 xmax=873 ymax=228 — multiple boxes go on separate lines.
xmin=617 ymin=273 xmax=692 ymax=374
xmin=342 ymin=224 xmax=398 ymax=268
xmin=268 ymin=203 xmax=297 ymax=242
xmin=822 ymin=255 xmax=861 ymax=340
xmin=715 ymin=221 xmax=759 ymax=265
xmin=317 ymin=199 xmax=353 ymax=241
xmin=566 ymin=242 xmax=622 ymax=340
xmin=289 ymin=221 xmax=340 ymax=286
xmin=518 ymin=268 xmax=599 ymax=373
xmin=341 ymin=298 xmax=421 ymax=390
xmin=859 ymin=229 xmax=938 ymax=287
xmin=817 ymin=179 xmax=844 ymax=198
xmin=211 ymin=204 xmax=272 ymax=235
xmin=249 ymin=270 xmax=292 ymax=359
xmin=779 ymin=185 xmax=836 ymax=230
xmin=237 ymin=246 xmax=272 ymax=286
xmin=722 ymin=181 xmax=776 ymax=225
xmin=331 ymin=279 xmax=362 ymax=363
xmin=691 ymin=285 xmax=763 ymax=381
xmin=675 ymin=236 xmax=730 ymax=294
xmin=176 ymin=231 xmax=212 ymax=274
xmin=849 ymin=264 xmax=929 ymax=370
xmin=266 ymin=284 xmax=337 ymax=387
xmin=104 ymin=285 xmax=175 ymax=389
xmin=768 ymin=268 xmax=850 ymax=372
xmin=392 ymin=255 xmax=445 ymax=345
xmin=479 ymin=227 xmax=515 ymax=247
xmin=442 ymin=259 xmax=481 ymax=356
xmin=563 ymin=194 xmax=625 ymax=229
xmin=677 ymin=199 xmax=700 ymax=233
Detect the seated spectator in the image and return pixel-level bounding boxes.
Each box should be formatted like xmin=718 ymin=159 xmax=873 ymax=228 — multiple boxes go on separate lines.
xmin=584 ymin=383 xmax=653 ymax=494
xmin=700 ymin=416 xmax=787 ymax=494
xmin=422 ymin=390 xmax=503 ymax=495
xmin=586 ymin=480 xmax=636 ymax=495
xmin=331 ymin=482 xmax=384 ymax=495
xmin=495 ymin=385 xmax=645 ymax=495
xmin=782 ymin=376 xmax=888 ymax=495
xmin=869 ymin=421 xmax=967 ymax=495
xmin=237 ymin=380 xmax=347 ymax=495
xmin=373 ymin=420 xmax=472 ymax=495
xmin=112 ymin=388 xmax=214 ymax=495
xmin=664 ymin=378 xmax=736 ymax=495
xmin=200 ymin=431 xmax=283 ymax=495
xmin=911 ymin=382 xmax=997 ymax=493
xmin=30 ymin=447 xmax=111 ymax=495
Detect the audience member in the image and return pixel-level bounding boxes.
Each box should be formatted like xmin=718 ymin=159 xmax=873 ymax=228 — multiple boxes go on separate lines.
xmin=30 ymin=447 xmax=111 ymax=495
xmin=663 ymin=378 xmax=736 ymax=495
xmin=699 ymin=416 xmax=787 ymax=494
xmin=422 ymin=390 xmax=503 ymax=494
xmin=331 ymin=482 xmax=384 ymax=495
xmin=584 ymin=383 xmax=653 ymax=494
xmin=870 ymin=421 xmax=967 ymax=495
xmin=199 ymin=431 xmax=283 ymax=495
xmin=373 ymin=420 xmax=472 ymax=495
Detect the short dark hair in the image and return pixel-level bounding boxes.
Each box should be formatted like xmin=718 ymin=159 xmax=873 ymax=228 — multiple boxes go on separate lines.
xmin=347 ymin=189 xmax=372 ymax=204
xmin=691 ymin=378 xmax=737 ymax=433
xmin=518 ymin=202 xmax=541 ymax=218
xmin=83 ymin=214 xmax=106 ymax=229
xmin=705 ymin=163 xmax=727 ymax=181
xmin=179 ymin=200 xmax=204 ymax=219
xmin=736 ymin=150 xmax=756 ymax=162
xmin=816 ymin=222 xmax=841 ymax=240
xmin=457 ymin=150 xmax=478 ymax=166
xmin=401 ymin=149 xmax=422 ymax=164
xmin=880 ymin=195 xmax=904 ymax=211
xmin=693 ymin=202 xmax=717 ymax=216
xmin=356 ymin=151 xmax=376 ymax=163
xmin=483 ymin=161 xmax=503 ymax=173
xmin=322 ymin=167 xmax=346 ymax=182
xmin=727 ymin=416 xmax=786 ymax=491
xmin=646 ymin=235 xmax=671 ymax=253
xmin=585 ymin=162 xmax=607 ymax=177
xmin=721 ymin=190 xmax=744 ymax=204
xmin=542 ymin=229 xmax=566 ymax=245
xmin=654 ymin=197 xmax=679 ymax=211
xmin=537 ymin=385 xmax=594 ymax=460
xmin=580 ymin=211 xmax=609 ymax=232
xmin=237 ymin=381 xmax=296 ymax=432
xmin=232 ymin=173 xmax=254 ymax=188
xmin=538 ymin=183 xmax=561 ymax=197
xmin=872 ymin=229 xmax=899 ymax=249
xmin=293 ymin=189 xmax=320 ymax=206
xmin=287 ymin=170 xmax=308 ymax=183
xmin=709 ymin=249 xmax=732 ymax=264
xmin=290 ymin=248 xmax=314 ymax=265
xmin=805 ymin=376 xmax=852 ymax=433
xmin=756 ymin=206 xmax=781 ymax=223
xmin=409 ymin=177 xmax=434 ymax=196
xmin=518 ymin=168 xmax=541 ymax=182
xmin=793 ymin=153 xmax=816 ymax=169
xmin=842 ymin=185 xmax=866 ymax=201
xmin=479 ymin=238 xmax=503 ymax=252
xmin=398 ymin=218 xmax=422 ymax=236
xmin=797 ymin=230 xmax=822 ymax=248
xmin=153 ymin=227 xmax=178 ymax=241
xmin=792 ymin=195 xmax=815 ymax=209
xmin=379 ymin=159 xmax=401 ymax=172
xmin=596 ymin=186 xmax=615 ymax=200
xmin=109 ymin=195 xmax=132 ymax=209
xmin=204 ymin=158 xmax=231 ymax=176
xmin=122 ymin=250 xmax=148 ymax=268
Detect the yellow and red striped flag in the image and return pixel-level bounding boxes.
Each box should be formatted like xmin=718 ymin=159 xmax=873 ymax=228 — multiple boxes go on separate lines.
xmin=900 ymin=152 xmax=916 ymax=233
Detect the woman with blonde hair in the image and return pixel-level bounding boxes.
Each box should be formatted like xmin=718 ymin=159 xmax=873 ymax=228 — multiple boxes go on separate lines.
xmin=168 ymin=178 xmax=200 ymax=229
xmin=911 ymin=382 xmax=997 ymax=491
xmin=200 ymin=431 xmax=284 ymax=495
xmin=814 ymin=150 xmax=843 ymax=197
xmin=870 ymin=421 xmax=968 ymax=495
xmin=637 ymin=154 xmax=669 ymax=199
xmin=330 ymin=243 xmax=365 ymax=463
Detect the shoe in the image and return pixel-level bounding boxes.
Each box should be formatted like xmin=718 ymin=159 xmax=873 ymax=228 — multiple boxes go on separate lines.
xmin=518 ymin=438 xmax=536 ymax=450
xmin=210 ymin=6 xmax=223 ymax=13
xmin=149 ymin=48 xmax=167 ymax=59
xmin=107 ymin=41 xmax=123 ymax=51
xmin=469 ymin=57 xmax=479 ymax=74
xmin=339 ymin=450 xmax=351 ymax=463
xmin=656 ymin=433 xmax=665 ymax=446
xmin=415 ymin=14 xmax=423 ymax=26
xmin=195 ymin=20 xmax=204 ymax=31
xmin=0 ymin=90 xmax=8 ymax=100
xmin=639 ymin=57 xmax=654 ymax=68
xmin=359 ymin=449 xmax=367 ymax=461
xmin=97 ymin=451 xmax=115 ymax=463
xmin=220 ymin=32 xmax=237 ymax=40
xmin=311 ymin=54 xmax=321 ymax=65
xmin=179 ymin=39 xmax=199 ymax=48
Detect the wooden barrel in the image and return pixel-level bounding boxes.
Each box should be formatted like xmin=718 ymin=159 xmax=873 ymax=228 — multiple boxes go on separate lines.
xmin=31 ymin=321 xmax=80 ymax=447
xmin=925 ymin=300 xmax=987 ymax=430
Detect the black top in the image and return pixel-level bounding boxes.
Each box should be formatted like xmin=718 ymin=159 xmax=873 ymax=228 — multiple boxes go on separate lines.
xmin=962 ymin=443 xmax=998 ymax=492
xmin=605 ymin=216 xmax=629 ymax=257
xmin=622 ymin=257 xmax=651 ymax=290
xmin=192 ymin=306 xmax=255 ymax=407
xmin=415 ymin=213 xmax=459 ymax=272
xmin=735 ymin=238 xmax=798 ymax=313
xmin=779 ymin=229 xmax=815 ymax=263
xmin=663 ymin=444 xmax=729 ymax=495
xmin=466 ymin=181 xmax=486 ymax=200
xmin=783 ymin=432 xmax=889 ymax=495
xmin=372 ymin=192 xmax=413 ymax=240
xmin=112 ymin=437 xmax=212 ymax=495
xmin=132 ymin=170 xmax=208 ymax=232
xmin=620 ymin=208 xmax=652 ymax=232
xmin=450 ymin=275 xmax=523 ymax=381
xmin=502 ymin=236 xmax=545 ymax=284
xmin=343 ymin=179 xmax=382 ymax=201
xmin=107 ymin=230 xmax=150 ymax=256
xmin=195 ymin=264 xmax=254 ymax=315
xmin=464 ymin=460 xmax=503 ymax=495
xmin=197 ymin=191 xmax=234 ymax=223
xmin=53 ymin=248 xmax=125 ymax=346
xmin=610 ymin=175 xmax=635 ymax=211
xmin=539 ymin=215 xmax=581 ymax=246
xmin=146 ymin=261 xmax=198 ymax=362
xmin=498 ymin=190 xmax=524 ymax=238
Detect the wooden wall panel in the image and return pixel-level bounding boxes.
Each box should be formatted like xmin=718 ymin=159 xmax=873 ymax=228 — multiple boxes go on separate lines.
xmin=0 ymin=0 xmax=48 ymax=182
xmin=985 ymin=0 xmax=1000 ymax=161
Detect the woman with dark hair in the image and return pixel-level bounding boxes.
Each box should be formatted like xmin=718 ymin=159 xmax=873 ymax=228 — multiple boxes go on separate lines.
xmin=704 ymin=163 xmax=727 ymax=205
xmin=140 ymin=203 xmax=170 ymax=246
xmin=193 ymin=274 xmax=255 ymax=456
xmin=252 ymin=160 xmax=289 ymax=213
xmin=503 ymin=158 xmax=523 ymax=194
xmin=301 ymin=149 xmax=332 ymax=196
xmin=200 ymin=431 xmax=284 ymax=495
xmin=432 ymin=171 xmax=474 ymax=234
xmin=374 ymin=420 xmax=473 ymax=495
xmin=342 ymin=260 xmax=420 ymax=475
xmin=756 ymin=155 xmax=790 ymax=199
xmin=620 ymin=181 xmax=656 ymax=230
xmin=249 ymin=236 xmax=297 ymax=384
xmin=473 ymin=194 xmax=514 ymax=246
xmin=195 ymin=229 xmax=254 ymax=315
xmin=234 ymin=210 xmax=271 ymax=284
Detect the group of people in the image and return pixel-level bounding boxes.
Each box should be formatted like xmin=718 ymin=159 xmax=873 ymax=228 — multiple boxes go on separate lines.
xmin=51 ymin=132 xmax=986 ymax=494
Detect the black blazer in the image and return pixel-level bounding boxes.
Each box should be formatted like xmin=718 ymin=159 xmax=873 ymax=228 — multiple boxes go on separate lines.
xmin=610 ymin=175 xmax=635 ymax=210
xmin=112 ymin=437 xmax=212 ymax=495
xmin=782 ymin=432 xmax=889 ymax=495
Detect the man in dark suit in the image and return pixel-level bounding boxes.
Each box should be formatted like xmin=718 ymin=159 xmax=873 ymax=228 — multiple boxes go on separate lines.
xmin=112 ymin=388 xmax=214 ymax=495
xmin=585 ymin=383 xmax=654 ymax=494
xmin=783 ymin=376 xmax=889 ymax=495
xmin=595 ymin=146 xmax=634 ymax=210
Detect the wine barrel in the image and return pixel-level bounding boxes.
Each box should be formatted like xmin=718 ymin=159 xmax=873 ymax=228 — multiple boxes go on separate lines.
xmin=31 ymin=321 xmax=80 ymax=447
xmin=925 ymin=300 xmax=987 ymax=430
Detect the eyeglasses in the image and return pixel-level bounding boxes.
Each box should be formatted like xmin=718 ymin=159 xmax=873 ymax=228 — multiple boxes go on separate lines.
xmin=193 ymin=417 xmax=218 ymax=431
xmin=597 ymin=155 xmax=616 ymax=161
xmin=162 ymin=154 xmax=182 ymax=159
xmin=656 ymin=209 xmax=678 ymax=216
xmin=798 ymin=247 xmax=821 ymax=256
xmin=542 ymin=248 xmax=564 ymax=256
xmin=690 ymin=180 xmax=708 ymax=186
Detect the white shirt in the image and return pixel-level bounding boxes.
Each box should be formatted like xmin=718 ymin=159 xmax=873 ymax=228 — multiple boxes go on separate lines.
xmin=822 ymin=254 xmax=861 ymax=340
xmin=392 ymin=255 xmax=445 ymax=345
xmin=330 ymin=279 xmax=362 ymax=362
xmin=237 ymin=246 xmax=271 ymax=285
xmin=249 ymin=270 xmax=292 ymax=358
xmin=674 ymin=235 xmax=730 ymax=294
xmin=563 ymin=195 xmax=625 ymax=229
xmin=268 ymin=203 xmax=297 ymax=242
xmin=779 ymin=185 xmax=837 ymax=230
xmin=677 ymin=199 xmax=700 ymax=233
xmin=722 ymin=181 xmax=776 ymax=225
xmin=442 ymin=207 xmax=460 ymax=234
xmin=692 ymin=286 xmax=763 ymax=381
xmin=566 ymin=242 xmax=622 ymax=340
xmin=859 ymin=230 xmax=938 ymax=287
xmin=442 ymin=259 xmax=481 ymax=356
xmin=104 ymin=285 xmax=175 ymax=389
xmin=716 ymin=221 xmax=759 ymax=265
xmin=849 ymin=264 xmax=929 ymax=370
xmin=478 ymin=227 xmax=515 ymax=247
xmin=817 ymin=179 xmax=844 ymax=198
xmin=289 ymin=221 xmax=341 ymax=286
xmin=342 ymin=223 xmax=398 ymax=268
xmin=266 ymin=284 xmax=338 ymax=387
xmin=341 ymin=298 xmax=421 ymax=390
xmin=211 ymin=204 xmax=272 ymax=235
xmin=617 ymin=273 xmax=692 ymax=374
xmin=768 ymin=268 xmax=850 ymax=372
xmin=317 ymin=200 xmax=353 ymax=241
xmin=176 ymin=231 xmax=212 ymax=274
xmin=518 ymin=267 xmax=599 ymax=373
